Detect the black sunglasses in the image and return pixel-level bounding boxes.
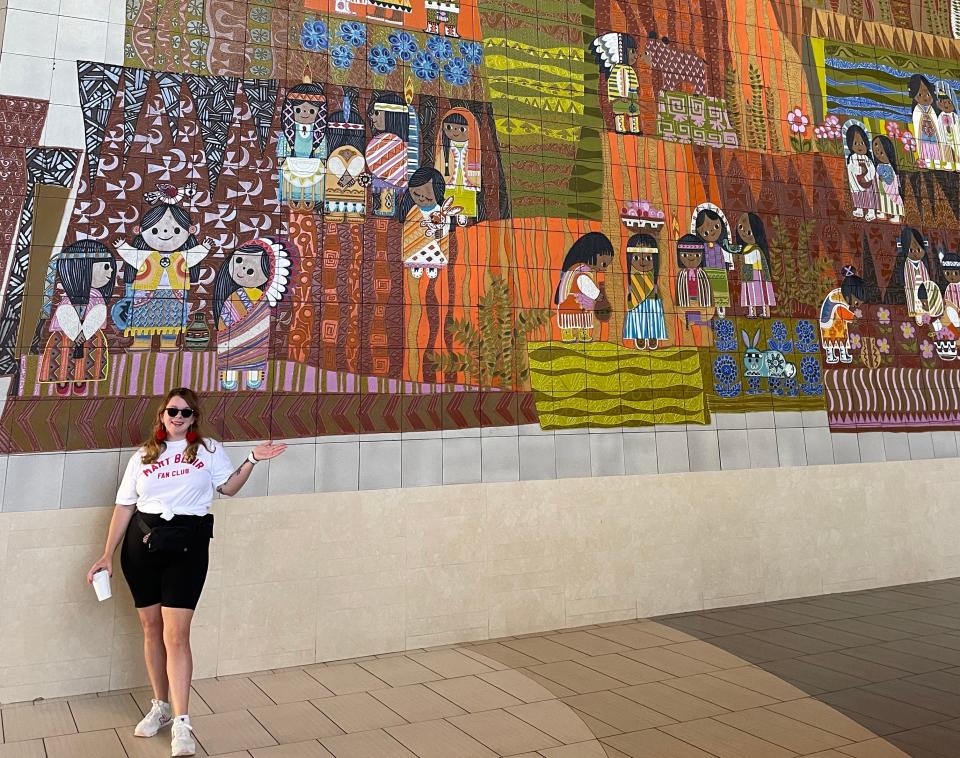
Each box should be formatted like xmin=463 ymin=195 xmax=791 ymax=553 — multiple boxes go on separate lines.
xmin=165 ymin=407 xmax=195 ymax=418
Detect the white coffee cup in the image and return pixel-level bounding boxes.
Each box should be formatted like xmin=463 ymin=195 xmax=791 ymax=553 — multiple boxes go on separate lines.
xmin=92 ymin=569 xmax=112 ymax=601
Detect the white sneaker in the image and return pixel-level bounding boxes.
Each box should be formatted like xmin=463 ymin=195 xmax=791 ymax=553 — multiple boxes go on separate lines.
xmin=171 ymin=717 xmax=196 ymax=757
xmin=134 ymin=699 xmax=172 ymax=738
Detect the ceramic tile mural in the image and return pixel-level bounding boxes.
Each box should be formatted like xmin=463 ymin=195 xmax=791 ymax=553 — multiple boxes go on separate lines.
xmin=3 ymin=0 xmax=960 ymax=456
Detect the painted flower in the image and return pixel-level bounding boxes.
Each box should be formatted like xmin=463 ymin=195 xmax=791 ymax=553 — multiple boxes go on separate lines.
xmin=412 ymin=51 xmax=439 ymax=81
xmin=787 ymin=107 xmax=810 ymax=135
xmin=885 ymin=121 xmax=901 ymax=139
xmin=877 ymin=307 xmax=891 ymax=324
xmin=338 ymin=21 xmax=367 ymax=48
xmin=921 ymin=339 xmax=935 ymax=358
xmin=331 ymin=44 xmax=355 ymax=70
xmin=249 ymin=5 xmax=269 ymax=23
xmin=442 ymin=57 xmax=471 ymax=87
xmin=814 ymin=125 xmax=826 ymax=139
xmin=388 ymin=31 xmax=418 ymax=62
xmin=713 ymin=354 xmax=738 ymax=384
xmin=901 ymin=131 xmax=916 ymax=152
xmin=771 ymin=320 xmax=789 ymax=342
xmin=713 ymin=318 xmax=737 ymax=352
xmin=300 ymin=19 xmax=329 ymax=51
xmin=458 ymin=41 xmax=483 ymax=66
xmin=900 ymin=322 xmax=916 ymax=339
xmin=800 ymin=356 xmax=822 ymax=385
xmin=368 ymin=44 xmax=397 ymax=75
xmin=849 ymin=333 xmax=862 ymax=350
xmin=877 ymin=337 xmax=890 ymax=354
xmin=825 ymin=114 xmax=840 ymax=127
xmin=427 ymin=35 xmax=453 ymax=61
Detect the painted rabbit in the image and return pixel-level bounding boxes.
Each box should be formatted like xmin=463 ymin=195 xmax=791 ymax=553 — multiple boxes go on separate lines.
xmin=741 ymin=329 xmax=796 ymax=378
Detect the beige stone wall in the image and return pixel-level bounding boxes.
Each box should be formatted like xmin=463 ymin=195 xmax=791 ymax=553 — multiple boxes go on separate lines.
xmin=1 ymin=459 xmax=956 ymax=704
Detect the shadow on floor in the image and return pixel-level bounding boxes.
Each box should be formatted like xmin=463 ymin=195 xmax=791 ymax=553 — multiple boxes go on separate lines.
xmin=652 ymin=579 xmax=960 ymax=758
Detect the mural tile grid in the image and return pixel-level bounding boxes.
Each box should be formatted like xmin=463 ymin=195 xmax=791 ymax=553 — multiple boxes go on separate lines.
xmin=0 ymin=0 xmax=959 ymax=505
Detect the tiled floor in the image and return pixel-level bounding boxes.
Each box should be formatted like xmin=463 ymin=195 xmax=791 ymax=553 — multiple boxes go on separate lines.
xmin=10 ymin=581 xmax=960 ymax=756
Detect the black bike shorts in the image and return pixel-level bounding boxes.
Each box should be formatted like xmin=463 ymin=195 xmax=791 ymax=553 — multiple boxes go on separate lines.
xmin=120 ymin=512 xmax=210 ymax=610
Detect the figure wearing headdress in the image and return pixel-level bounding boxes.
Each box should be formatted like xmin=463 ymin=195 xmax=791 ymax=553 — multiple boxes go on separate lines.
xmin=366 ymin=88 xmax=415 ymax=218
xmin=37 ymin=239 xmax=117 ymax=395
xmin=591 ymin=33 xmax=641 ymax=135
xmin=112 ymin=184 xmax=212 ymax=351
xmin=325 ymin=87 xmax=369 ymax=224
xmin=939 ymin=249 xmax=960 ymax=329
xmin=277 ymin=77 xmax=328 ymax=210
xmin=212 ymin=238 xmax=293 ymax=391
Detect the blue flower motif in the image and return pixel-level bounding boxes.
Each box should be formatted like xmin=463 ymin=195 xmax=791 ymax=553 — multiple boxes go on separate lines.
xmin=768 ymin=320 xmax=793 ymax=354
xmin=800 ymin=356 xmax=822 ymax=385
xmin=713 ymin=354 xmax=738 ymax=384
xmin=426 ymin=35 xmax=452 ymax=61
xmin=412 ymin=51 xmax=439 ymax=81
xmin=712 ymin=318 xmax=737 ymax=352
xmin=388 ymin=31 xmax=418 ymax=62
xmin=713 ymin=353 xmax=742 ymax=398
xmin=746 ymin=375 xmax=763 ymax=396
xmin=330 ymin=44 xmax=354 ymax=70
xmin=300 ymin=19 xmax=329 ymax=51
xmin=795 ymin=319 xmax=818 ymax=353
xmin=458 ymin=41 xmax=483 ymax=66
xmin=368 ymin=44 xmax=397 ymax=75
xmin=442 ymin=56 xmax=470 ymax=86
xmin=338 ymin=21 xmax=366 ymax=48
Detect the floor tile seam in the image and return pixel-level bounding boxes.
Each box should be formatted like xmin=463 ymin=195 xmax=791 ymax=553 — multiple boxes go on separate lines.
xmin=573 ymin=651 xmax=680 ymax=683
xmin=500 ymin=638 xmax=593 ymax=664
xmin=712 ymin=708 xmax=858 ymax=753
xmin=521 ymin=661 xmax=639 ymax=692
xmin=370 ymin=678 xmax=473 ymax=719
xmin=659 ymin=714 xmax=808 ymax=755
xmin=301 ymin=665 xmax=391 ymax=694
xmin=440 ymin=707 xmax=562 ymax=753
xmin=599 ymin=724 xmax=722 ymax=757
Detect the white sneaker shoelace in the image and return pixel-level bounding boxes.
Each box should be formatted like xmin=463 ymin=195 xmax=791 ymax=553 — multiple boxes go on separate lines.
xmin=171 ymin=719 xmax=196 ymax=757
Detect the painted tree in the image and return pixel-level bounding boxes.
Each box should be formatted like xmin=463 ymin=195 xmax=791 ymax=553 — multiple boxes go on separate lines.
xmin=427 ymin=277 xmax=550 ymax=389
xmin=724 ymin=67 xmax=746 ymax=146
xmin=764 ymin=85 xmax=784 ymax=152
xmin=747 ymin=63 xmax=768 ymax=151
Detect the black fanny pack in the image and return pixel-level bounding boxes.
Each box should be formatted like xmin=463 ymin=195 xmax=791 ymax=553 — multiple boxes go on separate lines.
xmin=137 ymin=513 xmax=214 ymax=553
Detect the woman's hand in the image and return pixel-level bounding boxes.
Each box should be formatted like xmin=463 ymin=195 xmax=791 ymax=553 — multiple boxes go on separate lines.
xmin=87 ymin=555 xmax=112 ymax=584
xmin=252 ymin=441 xmax=287 ymax=462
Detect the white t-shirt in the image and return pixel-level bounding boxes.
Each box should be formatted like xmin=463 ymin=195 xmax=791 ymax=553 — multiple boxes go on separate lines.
xmin=116 ymin=438 xmax=235 ymax=519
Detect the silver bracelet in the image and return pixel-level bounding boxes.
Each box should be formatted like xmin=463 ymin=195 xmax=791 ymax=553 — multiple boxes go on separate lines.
xmin=246 ymin=452 xmax=259 ymax=466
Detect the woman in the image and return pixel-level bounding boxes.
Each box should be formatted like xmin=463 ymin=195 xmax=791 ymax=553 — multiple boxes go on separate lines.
xmin=691 ymin=203 xmax=735 ymax=318
xmin=86 ymin=388 xmax=286 ymax=757
xmin=434 ymin=108 xmax=481 ymax=221
xmin=843 ymin=121 xmax=878 ymax=221
xmin=114 ymin=190 xmax=212 ymax=351
xmin=37 ymin=239 xmax=116 ymax=396
xmin=622 ymin=232 xmax=667 ymax=350
xmin=734 ymin=211 xmax=777 ymax=318
xmin=324 ymin=88 xmax=367 ymax=224
xmin=554 ymin=231 xmax=615 ymax=343
xmin=398 ymin=166 xmax=462 ymax=279
xmin=910 ymin=74 xmax=942 ymax=170
xmin=277 ymin=77 xmax=327 ymax=211
xmin=365 ymin=92 xmax=411 ymax=218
